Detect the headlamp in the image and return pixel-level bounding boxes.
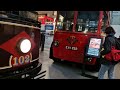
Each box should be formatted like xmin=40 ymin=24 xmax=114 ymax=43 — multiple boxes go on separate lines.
xmin=17 ymin=39 xmax=31 ymax=53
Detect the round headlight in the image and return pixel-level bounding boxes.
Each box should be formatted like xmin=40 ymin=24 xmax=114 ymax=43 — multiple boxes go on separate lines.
xmin=18 ymin=39 xmax=31 ymax=53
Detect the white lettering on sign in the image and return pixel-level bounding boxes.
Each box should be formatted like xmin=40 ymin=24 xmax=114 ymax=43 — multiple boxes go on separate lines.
xmin=65 ymin=46 xmax=78 ymax=50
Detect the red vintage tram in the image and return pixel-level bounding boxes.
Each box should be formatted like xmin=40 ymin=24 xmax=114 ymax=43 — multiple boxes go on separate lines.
xmin=50 ymin=11 xmax=110 ymax=71
xmin=0 ymin=11 xmax=46 ymax=79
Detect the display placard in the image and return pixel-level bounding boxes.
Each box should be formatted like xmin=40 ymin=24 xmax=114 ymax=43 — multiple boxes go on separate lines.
xmin=45 ymin=25 xmax=54 ymax=30
xmin=86 ymin=37 xmax=103 ymax=58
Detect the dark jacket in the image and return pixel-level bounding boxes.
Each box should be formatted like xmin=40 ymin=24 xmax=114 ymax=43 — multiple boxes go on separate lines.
xmin=100 ymin=33 xmax=119 ymax=65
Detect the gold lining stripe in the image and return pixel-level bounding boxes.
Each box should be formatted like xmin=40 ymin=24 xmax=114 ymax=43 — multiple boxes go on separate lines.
xmin=30 ymin=58 xmax=39 ymax=62
xmin=0 ymin=58 xmax=39 ymax=70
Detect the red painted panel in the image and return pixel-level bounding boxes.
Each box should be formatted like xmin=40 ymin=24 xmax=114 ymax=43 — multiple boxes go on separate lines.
xmin=53 ymin=31 xmax=100 ymax=65
xmin=0 ymin=31 xmax=35 ymax=57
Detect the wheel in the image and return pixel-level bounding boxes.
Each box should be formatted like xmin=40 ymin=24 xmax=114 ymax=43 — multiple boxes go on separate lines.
xmin=85 ymin=58 xmax=101 ymax=72
xmin=49 ymin=42 xmax=61 ymax=62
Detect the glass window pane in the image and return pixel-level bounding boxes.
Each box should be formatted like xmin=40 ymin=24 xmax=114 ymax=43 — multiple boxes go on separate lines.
xmin=56 ymin=11 xmax=74 ymax=31
xmin=111 ymin=11 xmax=120 ymax=25
xmin=76 ymin=11 xmax=99 ymax=33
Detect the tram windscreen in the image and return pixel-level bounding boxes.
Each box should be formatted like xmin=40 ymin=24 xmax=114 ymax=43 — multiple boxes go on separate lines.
xmin=76 ymin=11 xmax=99 ymax=33
xmin=56 ymin=11 xmax=74 ymax=31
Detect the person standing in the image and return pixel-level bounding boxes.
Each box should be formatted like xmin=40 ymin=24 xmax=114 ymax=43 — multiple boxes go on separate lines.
xmin=98 ymin=26 xmax=119 ymax=79
xmin=40 ymin=32 xmax=45 ymax=51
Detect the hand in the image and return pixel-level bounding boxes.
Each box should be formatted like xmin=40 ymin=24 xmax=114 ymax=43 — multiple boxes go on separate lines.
xmin=102 ymin=55 xmax=105 ymax=58
xmin=101 ymin=48 xmax=104 ymax=52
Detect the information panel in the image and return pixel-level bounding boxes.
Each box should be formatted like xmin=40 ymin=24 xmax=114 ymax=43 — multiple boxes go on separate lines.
xmin=45 ymin=25 xmax=54 ymax=30
xmin=86 ymin=38 xmax=103 ymax=58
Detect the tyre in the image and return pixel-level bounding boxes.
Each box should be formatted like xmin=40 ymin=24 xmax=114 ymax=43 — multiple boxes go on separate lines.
xmin=49 ymin=42 xmax=61 ymax=62
xmin=85 ymin=58 xmax=101 ymax=72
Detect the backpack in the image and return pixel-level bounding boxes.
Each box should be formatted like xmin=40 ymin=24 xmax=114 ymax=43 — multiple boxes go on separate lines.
xmin=105 ymin=37 xmax=120 ymax=61
xmin=105 ymin=46 xmax=120 ymax=61
xmin=115 ymin=37 xmax=120 ymax=50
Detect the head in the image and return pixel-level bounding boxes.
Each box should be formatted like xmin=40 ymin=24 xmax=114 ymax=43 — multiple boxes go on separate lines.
xmin=104 ymin=26 xmax=116 ymax=36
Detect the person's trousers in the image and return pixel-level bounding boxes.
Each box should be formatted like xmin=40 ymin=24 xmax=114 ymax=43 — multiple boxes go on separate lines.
xmin=98 ymin=64 xmax=115 ymax=79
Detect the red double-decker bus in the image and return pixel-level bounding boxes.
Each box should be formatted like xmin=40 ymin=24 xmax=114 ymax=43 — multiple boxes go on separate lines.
xmin=0 ymin=11 xmax=46 ymax=79
xmin=50 ymin=11 xmax=110 ymax=71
